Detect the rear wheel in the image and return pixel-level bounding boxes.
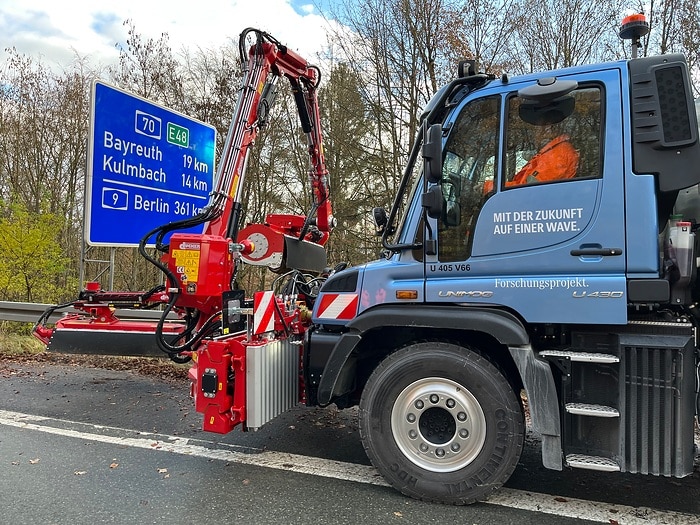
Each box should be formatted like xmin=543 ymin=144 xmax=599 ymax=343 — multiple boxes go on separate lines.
xmin=359 ymin=341 xmax=524 ymax=504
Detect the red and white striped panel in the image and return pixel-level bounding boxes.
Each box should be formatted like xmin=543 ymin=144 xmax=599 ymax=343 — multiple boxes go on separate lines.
xmin=316 ymin=293 xmax=359 ymax=320
xmin=253 ymin=291 xmax=276 ymax=335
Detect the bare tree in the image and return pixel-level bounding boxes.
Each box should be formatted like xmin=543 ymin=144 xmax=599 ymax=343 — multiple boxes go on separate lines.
xmin=441 ymin=0 xmax=519 ymax=74
xmin=109 ymin=20 xmax=184 ymax=108
xmin=0 ymin=50 xmax=97 ymax=300
xmin=508 ymin=0 xmax=623 ymax=74
xmin=322 ymin=0 xmax=452 ymax=226
xmin=178 ymin=43 xmax=241 ymax=157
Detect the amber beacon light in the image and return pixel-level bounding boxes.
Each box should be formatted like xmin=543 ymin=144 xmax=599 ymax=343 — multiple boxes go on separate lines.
xmin=619 ymin=13 xmax=650 ymax=58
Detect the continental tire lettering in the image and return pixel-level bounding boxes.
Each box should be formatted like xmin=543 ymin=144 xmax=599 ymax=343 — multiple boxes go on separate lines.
xmin=445 ymin=479 xmax=475 ymax=495
xmin=443 ymin=410 xmax=510 ymax=495
xmin=389 ymin=463 xmax=418 ymax=487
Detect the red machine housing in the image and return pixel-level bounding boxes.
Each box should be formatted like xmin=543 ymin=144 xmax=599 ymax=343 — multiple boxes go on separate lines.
xmin=165 ymin=233 xmax=234 ymax=314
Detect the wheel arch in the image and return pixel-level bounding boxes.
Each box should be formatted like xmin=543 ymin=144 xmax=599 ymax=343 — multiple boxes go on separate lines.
xmin=317 ymin=304 xmax=528 ymax=406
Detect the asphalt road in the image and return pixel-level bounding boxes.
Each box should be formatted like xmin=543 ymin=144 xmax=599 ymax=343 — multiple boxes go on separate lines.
xmin=1 ymin=359 xmax=699 ymax=524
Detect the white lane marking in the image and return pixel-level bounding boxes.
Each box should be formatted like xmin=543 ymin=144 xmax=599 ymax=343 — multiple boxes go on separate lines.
xmin=0 ymin=409 xmax=386 ymax=486
xmin=0 ymin=409 xmax=697 ymax=524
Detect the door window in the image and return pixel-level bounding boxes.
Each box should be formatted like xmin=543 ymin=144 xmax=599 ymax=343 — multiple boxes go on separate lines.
xmin=504 ymin=87 xmax=602 ymax=188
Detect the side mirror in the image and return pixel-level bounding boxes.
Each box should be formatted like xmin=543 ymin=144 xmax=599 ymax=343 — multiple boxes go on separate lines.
xmin=443 ymin=200 xmax=461 ymax=227
xmin=423 ymin=124 xmax=443 ymax=183
xmin=422 ymin=185 xmax=444 ymax=219
xmin=373 ymin=207 xmax=388 ymax=236
xmin=517 ymin=77 xmax=578 ymax=126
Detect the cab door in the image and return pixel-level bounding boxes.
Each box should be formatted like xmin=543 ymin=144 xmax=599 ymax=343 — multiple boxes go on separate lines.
xmin=425 ymin=68 xmax=628 ymax=325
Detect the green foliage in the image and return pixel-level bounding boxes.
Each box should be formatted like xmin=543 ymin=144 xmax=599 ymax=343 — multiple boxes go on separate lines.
xmin=0 ymin=203 xmax=76 ymax=302
xmin=0 ymin=320 xmax=38 ymax=337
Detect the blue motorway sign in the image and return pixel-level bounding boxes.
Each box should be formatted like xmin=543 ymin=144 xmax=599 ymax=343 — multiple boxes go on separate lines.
xmin=86 ymin=81 xmax=216 ymax=246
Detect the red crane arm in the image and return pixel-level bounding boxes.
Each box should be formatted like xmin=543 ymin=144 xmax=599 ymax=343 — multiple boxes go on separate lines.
xmin=205 ymin=29 xmax=334 ymax=246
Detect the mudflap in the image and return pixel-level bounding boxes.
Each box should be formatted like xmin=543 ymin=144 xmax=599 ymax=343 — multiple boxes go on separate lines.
xmin=46 ymin=321 xmax=184 ymax=358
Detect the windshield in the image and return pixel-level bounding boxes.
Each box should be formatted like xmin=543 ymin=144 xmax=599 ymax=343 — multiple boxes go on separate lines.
xmin=391 ymin=146 xmax=424 ymax=246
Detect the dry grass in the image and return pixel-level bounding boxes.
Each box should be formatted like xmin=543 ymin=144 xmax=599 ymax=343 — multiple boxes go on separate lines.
xmin=0 ymin=332 xmax=46 ymax=356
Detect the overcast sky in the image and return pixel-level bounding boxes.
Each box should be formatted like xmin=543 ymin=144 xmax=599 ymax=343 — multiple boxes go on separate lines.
xmin=0 ymin=0 xmax=339 ymax=70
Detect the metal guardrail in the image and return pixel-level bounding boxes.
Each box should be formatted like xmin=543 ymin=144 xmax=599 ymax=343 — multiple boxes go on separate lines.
xmin=0 ymin=301 xmax=171 ymax=324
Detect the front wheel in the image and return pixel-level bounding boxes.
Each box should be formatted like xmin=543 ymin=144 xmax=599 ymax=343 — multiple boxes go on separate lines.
xmin=359 ymin=341 xmax=524 ymax=505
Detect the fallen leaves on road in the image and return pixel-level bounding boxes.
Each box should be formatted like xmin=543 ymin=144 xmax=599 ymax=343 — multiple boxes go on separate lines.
xmin=0 ymin=348 xmax=189 ymax=383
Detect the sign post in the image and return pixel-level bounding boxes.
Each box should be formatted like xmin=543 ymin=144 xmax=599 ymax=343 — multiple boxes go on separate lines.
xmin=86 ymin=81 xmax=216 ymax=246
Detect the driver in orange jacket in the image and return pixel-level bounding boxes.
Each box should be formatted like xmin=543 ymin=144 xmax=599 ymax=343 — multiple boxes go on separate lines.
xmin=482 ymin=134 xmax=579 ymax=194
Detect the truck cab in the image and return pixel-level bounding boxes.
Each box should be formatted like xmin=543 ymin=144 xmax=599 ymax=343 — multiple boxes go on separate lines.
xmin=308 ymin=52 xmax=700 ymax=504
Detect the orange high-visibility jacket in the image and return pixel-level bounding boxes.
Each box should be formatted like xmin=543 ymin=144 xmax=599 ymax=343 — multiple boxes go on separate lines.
xmin=510 ymin=134 xmax=579 ymax=186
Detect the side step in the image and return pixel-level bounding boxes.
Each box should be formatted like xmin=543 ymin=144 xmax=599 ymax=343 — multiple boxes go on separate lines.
xmin=565 ymin=403 xmax=620 ymax=417
xmin=566 ymin=454 xmax=621 ymax=472
xmin=540 ymin=350 xmax=619 ymax=363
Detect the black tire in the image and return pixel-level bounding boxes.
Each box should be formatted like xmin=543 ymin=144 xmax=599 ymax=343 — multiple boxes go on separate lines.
xmin=359 ymin=341 xmax=524 ymax=505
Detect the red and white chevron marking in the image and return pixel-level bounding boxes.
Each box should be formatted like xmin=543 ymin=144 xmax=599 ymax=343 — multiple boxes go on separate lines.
xmin=253 ymin=290 xmax=276 ymax=335
xmin=316 ymin=293 xmax=359 ymax=320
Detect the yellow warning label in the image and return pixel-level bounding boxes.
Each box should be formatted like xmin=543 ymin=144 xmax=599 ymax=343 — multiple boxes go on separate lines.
xmin=171 ymin=249 xmax=200 ymax=283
